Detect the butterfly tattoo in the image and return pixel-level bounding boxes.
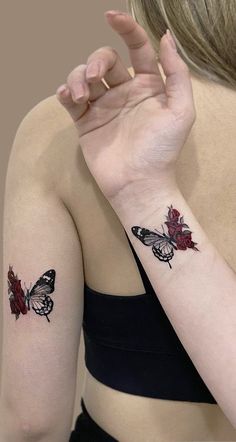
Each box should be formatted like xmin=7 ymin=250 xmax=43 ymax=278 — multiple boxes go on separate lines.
xmin=7 ymin=266 xmax=56 ymax=322
xmin=131 ymin=205 xmax=199 ymax=269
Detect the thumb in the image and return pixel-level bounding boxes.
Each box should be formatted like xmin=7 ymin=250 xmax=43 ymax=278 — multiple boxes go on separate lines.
xmin=159 ymin=30 xmax=195 ymax=119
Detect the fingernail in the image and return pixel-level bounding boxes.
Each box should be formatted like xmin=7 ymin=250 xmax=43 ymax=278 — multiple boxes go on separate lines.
xmin=57 ymin=85 xmax=67 ymax=95
xmin=74 ymin=84 xmax=85 ymax=102
xmin=87 ymin=61 xmax=101 ymax=79
xmin=105 ymin=10 xmax=126 ymax=17
xmin=166 ymin=29 xmax=177 ymax=51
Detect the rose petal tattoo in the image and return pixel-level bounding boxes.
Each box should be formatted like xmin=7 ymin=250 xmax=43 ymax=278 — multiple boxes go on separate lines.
xmin=7 ymin=266 xmax=56 ymax=322
xmin=131 ymin=205 xmax=199 ymax=269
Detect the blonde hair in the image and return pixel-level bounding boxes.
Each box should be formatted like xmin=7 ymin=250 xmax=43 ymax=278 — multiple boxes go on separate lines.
xmin=127 ymin=0 xmax=236 ymax=90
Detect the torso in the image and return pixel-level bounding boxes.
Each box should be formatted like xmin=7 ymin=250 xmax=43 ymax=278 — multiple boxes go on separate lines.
xmin=50 ymin=67 xmax=236 ymax=441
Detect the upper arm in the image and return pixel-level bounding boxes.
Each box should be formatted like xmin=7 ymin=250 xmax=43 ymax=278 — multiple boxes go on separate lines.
xmin=1 ymin=98 xmax=84 ymax=441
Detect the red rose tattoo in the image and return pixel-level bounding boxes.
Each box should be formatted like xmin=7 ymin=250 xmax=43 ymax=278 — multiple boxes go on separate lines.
xmin=131 ymin=205 xmax=199 ymax=269
xmin=7 ymin=266 xmax=56 ymax=322
xmin=8 ymin=266 xmax=28 ymax=319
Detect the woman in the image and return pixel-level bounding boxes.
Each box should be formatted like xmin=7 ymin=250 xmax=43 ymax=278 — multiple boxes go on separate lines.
xmin=1 ymin=1 xmax=236 ymax=441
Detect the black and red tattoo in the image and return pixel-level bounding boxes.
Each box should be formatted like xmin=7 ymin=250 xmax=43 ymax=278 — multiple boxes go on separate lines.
xmin=131 ymin=205 xmax=199 ymax=269
xmin=7 ymin=266 xmax=56 ymax=322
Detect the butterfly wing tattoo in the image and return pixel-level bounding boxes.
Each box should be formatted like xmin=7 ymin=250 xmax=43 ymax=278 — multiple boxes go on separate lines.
xmin=8 ymin=266 xmax=56 ymax=322
xmin=131 ymin=206 xmax=199 ymax=269
xmin=25 ymin=270 xmax=56 ymax=322
xmin=131 ymin=226 xmax=177 ymax=269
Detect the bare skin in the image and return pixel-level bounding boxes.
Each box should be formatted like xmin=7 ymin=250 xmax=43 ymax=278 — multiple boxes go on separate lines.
xmin=42 ymin=65 xmax=236 ymax=440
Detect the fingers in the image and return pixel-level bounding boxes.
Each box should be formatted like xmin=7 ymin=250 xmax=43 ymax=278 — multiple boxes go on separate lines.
xmin=56 ymin=66 xmax=90 ymax=123
xmin=56 ymin=46 xmax=132 ymax=122
xmin=56 ymin=9 xmax=195 ymax=127
xmin=86 ymin=46 xmax=132 ymax=87
xmin=159 ymin=31 xmax=195 ymax=120
xmin=104 ymin=10 xmax=165 ymax=93
xmin=67 ymin=64 xmax=107 ymax=103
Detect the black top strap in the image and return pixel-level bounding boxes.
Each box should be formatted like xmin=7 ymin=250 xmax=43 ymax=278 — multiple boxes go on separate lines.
xmin=123 ymin=227 xmax=156 ymax=297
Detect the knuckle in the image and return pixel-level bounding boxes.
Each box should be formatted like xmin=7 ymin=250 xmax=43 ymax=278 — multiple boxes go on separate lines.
xmin=129 ymin=38 xmax=148 ymax=50
xmin=175 ymin=104 xmax=196 ymax=124
xmin=66 ymin=64 xmax=87 ymax=83
xmin=99 ymin=46 xmax=118 ymax=56
xmin=87 ymin=46 xmax=118 ymax=63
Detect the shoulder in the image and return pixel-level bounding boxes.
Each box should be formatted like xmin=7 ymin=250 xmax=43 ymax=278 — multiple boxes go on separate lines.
xmin=12 ymin=94 xmax=76 ymax=148
xmin=6 ymin=94 xmax=80 ymax=197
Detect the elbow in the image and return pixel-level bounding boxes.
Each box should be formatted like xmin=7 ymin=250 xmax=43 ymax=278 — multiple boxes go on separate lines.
xmin=18 ymin=421 xmax=55 ymax=441
xmin=1 ymin=422 xmax=66 ymax=442
xmin=0 ymin=400 xmax=67 ymax=442
xmin=1 ymin=417 xmax=55 ymax=442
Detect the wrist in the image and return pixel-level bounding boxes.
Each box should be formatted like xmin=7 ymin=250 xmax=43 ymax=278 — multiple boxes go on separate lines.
xmin=109 ymin=172 xmax=180 ymax=221
xmin=109 ymin=183 xmax=202 ymax=273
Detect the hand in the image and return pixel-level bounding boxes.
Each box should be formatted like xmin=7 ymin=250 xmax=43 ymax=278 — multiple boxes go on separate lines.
xmin=56 ymin=10 xmax=196 ymax=203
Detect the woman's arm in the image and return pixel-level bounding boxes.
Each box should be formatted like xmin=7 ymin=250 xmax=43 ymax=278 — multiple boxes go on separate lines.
xmin=55 ymin=7 xmax=236 ymax=431
xmin=0 ymin=101 xmax=84 ymax=441
xmin=110 ymin=179 xmax=236 ymax=428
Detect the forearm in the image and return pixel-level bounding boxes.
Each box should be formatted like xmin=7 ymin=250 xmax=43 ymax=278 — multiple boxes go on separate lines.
xmin=111 ymin=181 xmax=236 ymax=428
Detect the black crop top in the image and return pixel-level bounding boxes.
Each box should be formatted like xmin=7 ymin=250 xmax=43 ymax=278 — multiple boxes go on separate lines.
xmin=82 ymin=229 xmax=217 ymax=404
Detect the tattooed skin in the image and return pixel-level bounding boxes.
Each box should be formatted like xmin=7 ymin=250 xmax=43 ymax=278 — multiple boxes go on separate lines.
xmin=7 ymin=266 xmax=56 ymax=322
xmin=131 ymin=205 xmax=199 ymax=269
